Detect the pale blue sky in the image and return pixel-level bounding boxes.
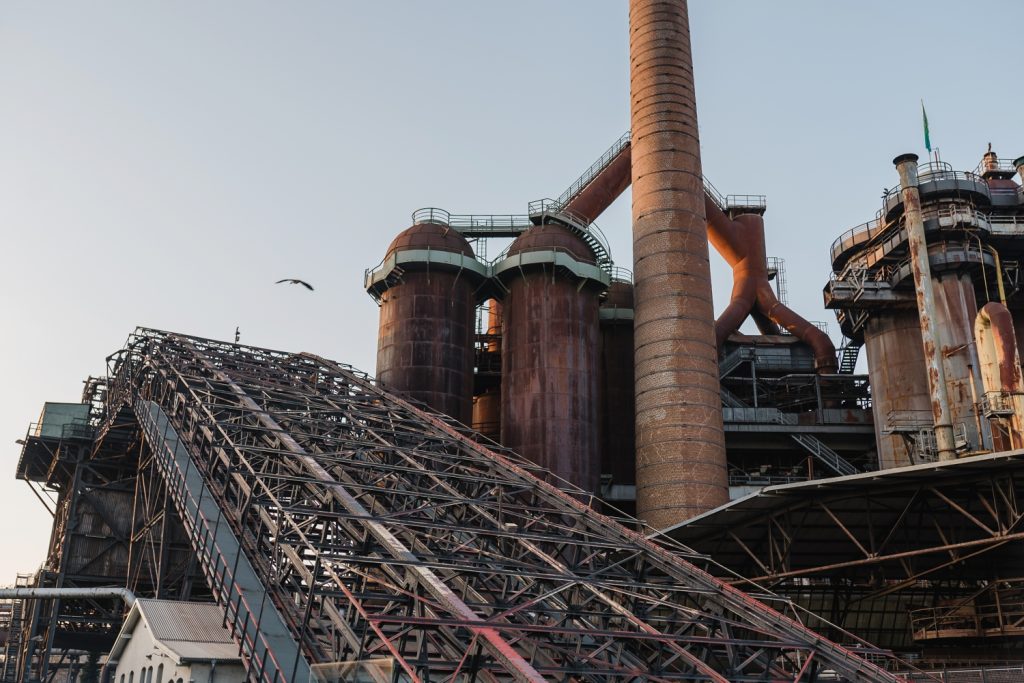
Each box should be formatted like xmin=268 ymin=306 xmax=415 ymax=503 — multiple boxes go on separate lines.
xmin=1 ymin=2 xmax=1021 ymax=580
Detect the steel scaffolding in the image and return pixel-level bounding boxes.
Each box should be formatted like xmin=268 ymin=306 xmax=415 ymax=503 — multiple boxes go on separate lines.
xmin=81 ymin=328 xmax=905 ymax=682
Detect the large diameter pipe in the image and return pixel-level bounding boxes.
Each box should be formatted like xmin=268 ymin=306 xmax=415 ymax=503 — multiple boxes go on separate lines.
xmin=0 ymin=587 xmax=136 ymax=606
xmin=894 ymin=153 xmax=957 ymax=461
xmin=1014 ymin=156 xmax=1024 ymax=185
xmin=630 ymin=0 xmax=727 ymax=527
xmin=565 ymin=145 xmax=633 ymax=224
xmin=975 ymin=302 xmax=1024 ymax=449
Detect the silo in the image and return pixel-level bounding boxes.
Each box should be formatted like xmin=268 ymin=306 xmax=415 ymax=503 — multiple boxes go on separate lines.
xmin=495 ymin=224 xmax=607 ymax=493
xmin=368 ymin=221 xmax=486 ymax=424
xmin=599 ymin=279 xmax=636 ymax=495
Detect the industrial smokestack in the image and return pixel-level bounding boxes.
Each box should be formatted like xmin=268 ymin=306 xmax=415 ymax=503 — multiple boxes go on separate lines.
xmin=630 ymin=0 xmax=728 ymax=528
xmin=893 ymin=153 xmax=957 ymax=461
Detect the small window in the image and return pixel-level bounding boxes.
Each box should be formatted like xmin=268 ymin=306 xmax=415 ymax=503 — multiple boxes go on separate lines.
xmin=148 ymin=666 xmax=153 ymax=683
xmin=119 ymin=675 xmax=124 ymax=683
xmin=129 ymin=672 xmax=134 ymax=683
xmin=156 ymin=664 xmax=163 ymax=683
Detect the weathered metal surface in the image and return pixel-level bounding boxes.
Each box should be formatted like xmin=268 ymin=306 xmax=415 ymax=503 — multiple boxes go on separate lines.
xmin=706 ymin=204 xmax=837 ymax=372
xmin=864 ymin=312 xmax=932 ymax=469
xmin=471 ymin=387 xmax=501 ymax=441
xmin=564 ymin=144 xmax=632 ymax=224
xmin=975 ymin=302 xmax=1024 ymax=449
xmin=63 ymin=328 xmax=915 ymax=681
xmin=630 ymin=0 xmax=727 ymax=527
xmin=499 ymin=226 xmax=601 ymax=493
xmin=932 ymin=272 xmax=984 ymax=451
xmin=894 ymin=154 xmax=957 ymax=460
xmin=375 ymin=223 xmax=478 ymax=424
xmin=1015 ymin=155 xmax=1024 ymax=184
xmin=599 ymin=281 xmax=636 ymax=490
xmin=472 ymin=300 xmax=502 ymax=440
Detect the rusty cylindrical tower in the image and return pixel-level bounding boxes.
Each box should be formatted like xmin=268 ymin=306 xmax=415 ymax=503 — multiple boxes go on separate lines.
xmin=367 ymin=219 xmax=487 ymax=424
xmin=495 ymin=224 xmax=608 ymax=493
xmin=630 ymin=0 xmax=728 ymax=527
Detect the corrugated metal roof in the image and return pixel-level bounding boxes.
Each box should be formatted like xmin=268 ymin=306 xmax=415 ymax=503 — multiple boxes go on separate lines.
xmin=137 ymin=599 xmax=234 ymax=645
xmin=110 ymin=599 xmax=241 ymax=664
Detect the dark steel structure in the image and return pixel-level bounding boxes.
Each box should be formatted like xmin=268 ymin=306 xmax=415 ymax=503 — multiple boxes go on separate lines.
xmin=598 ymin=277 xmax=636 ymax=507
xmin=666 ymin=451 xmax=1024 ymax=670
xmin=826 ymin=149 xmax=1024 ymax=468
xmin=12 ymin=329 xmax=910 ymax=682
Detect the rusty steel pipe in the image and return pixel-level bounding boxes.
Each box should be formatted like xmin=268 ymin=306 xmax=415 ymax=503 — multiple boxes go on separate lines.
xmin=565 ymin=145 xmax=633 ymax=224
xmin=630 ymin=0 xmax=727 ymax=527
xmin=894 ymin=153 xmax=957 ymax=460
xmin=975 ymin=302 xmax=1024 ymax=449
xmin=705 ymin=200 xmax=837 ymax=372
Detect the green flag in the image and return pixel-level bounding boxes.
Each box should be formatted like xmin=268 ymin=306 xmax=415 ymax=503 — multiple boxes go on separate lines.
xmin=921 ymin=101 xmax=932 ymax=153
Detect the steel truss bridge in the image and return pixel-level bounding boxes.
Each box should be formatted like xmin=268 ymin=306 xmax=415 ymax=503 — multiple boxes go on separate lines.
xmin=14 ymin=329 xmax=909 ymax=682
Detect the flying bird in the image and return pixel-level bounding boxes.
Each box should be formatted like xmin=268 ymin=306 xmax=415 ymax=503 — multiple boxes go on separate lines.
xmin=276 ymin=278 xmax=314 ymax=291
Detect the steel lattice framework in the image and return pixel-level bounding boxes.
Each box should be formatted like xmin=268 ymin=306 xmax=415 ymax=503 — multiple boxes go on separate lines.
xmin=99 ymin=328 xmax=904 ymax=682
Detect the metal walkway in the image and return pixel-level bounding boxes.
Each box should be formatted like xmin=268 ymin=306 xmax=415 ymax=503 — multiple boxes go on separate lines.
xmin=100 ymin=329 xmax=899 ymax=682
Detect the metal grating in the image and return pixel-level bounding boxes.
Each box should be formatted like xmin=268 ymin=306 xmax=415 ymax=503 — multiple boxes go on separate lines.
xmin=101 ymin=328 xmax=906 ymax=682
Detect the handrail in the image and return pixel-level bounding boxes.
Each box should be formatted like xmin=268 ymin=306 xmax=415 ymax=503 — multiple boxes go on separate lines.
xmin=882 ymin=167 xmax=987 ymax=205
xmin=609 ymin=266 xmax=633 ymax=283
xmin=551 ymin=130 xmax=633 ymax=210
xmin=974 ymin=157 xmax=1020 ymax=177
xmin=830 ymin=196 xmax=1014 ymax=266
xmin=702 ymin=177 xmax=728 ymax=211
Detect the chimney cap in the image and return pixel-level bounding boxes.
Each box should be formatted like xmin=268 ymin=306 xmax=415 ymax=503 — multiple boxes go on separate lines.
xmin=893 ymin=153 xmax=919 ymax=167
xmin=1013 ymin=156 xmax=1024 ymax=169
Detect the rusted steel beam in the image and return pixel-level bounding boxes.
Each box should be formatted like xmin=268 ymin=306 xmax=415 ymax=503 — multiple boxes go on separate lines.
xmin=740 ymin=531 xmax=1024 ymax=585
xmin=893 ymin=153 xmax=957 ymax=460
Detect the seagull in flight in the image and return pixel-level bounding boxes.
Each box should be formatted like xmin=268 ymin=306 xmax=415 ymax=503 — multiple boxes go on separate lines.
xmin=276 ymin=278 xmax=314 ymax=291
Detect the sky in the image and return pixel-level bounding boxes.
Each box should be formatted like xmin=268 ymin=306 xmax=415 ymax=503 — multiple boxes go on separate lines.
xmin=0 ymin=1 xmax=1021 ymax=582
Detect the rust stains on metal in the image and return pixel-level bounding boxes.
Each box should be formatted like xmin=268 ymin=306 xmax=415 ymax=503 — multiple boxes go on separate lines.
xmin=630 ymin=0 xmax=727 ymax=527
xmin=894 ymin=153 xmax=957 ymax=460
xmin=375 ymin=223 xmax=478 ymax=424
xmin=499 ymin=225 xmax=602 ymax=493
xmin=975 ymin=302 xmax=1024 ymax=449
xmin=706 ymin=202 xmax=837 ymax=373
xmin=863 ymin=312 xmax=932 ymax=469
xmin=565 ymin=144 xmax=633 ymax=224
xmin=933 ymin=272 xmax=984 ymax=450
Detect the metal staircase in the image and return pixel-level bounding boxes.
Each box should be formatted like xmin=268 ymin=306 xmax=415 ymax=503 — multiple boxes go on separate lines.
xmin=97 ymin=328 xmax=900 ymax=683
xmin=0 ymin=576 xmax=28 ymax=683
xmin=774 ymin=413 xmax=860 ymax=477
xmin=838 ymin=342 xmax=863 ymax=374
xmin=719 ymin=347 xmax=756 ymax=379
